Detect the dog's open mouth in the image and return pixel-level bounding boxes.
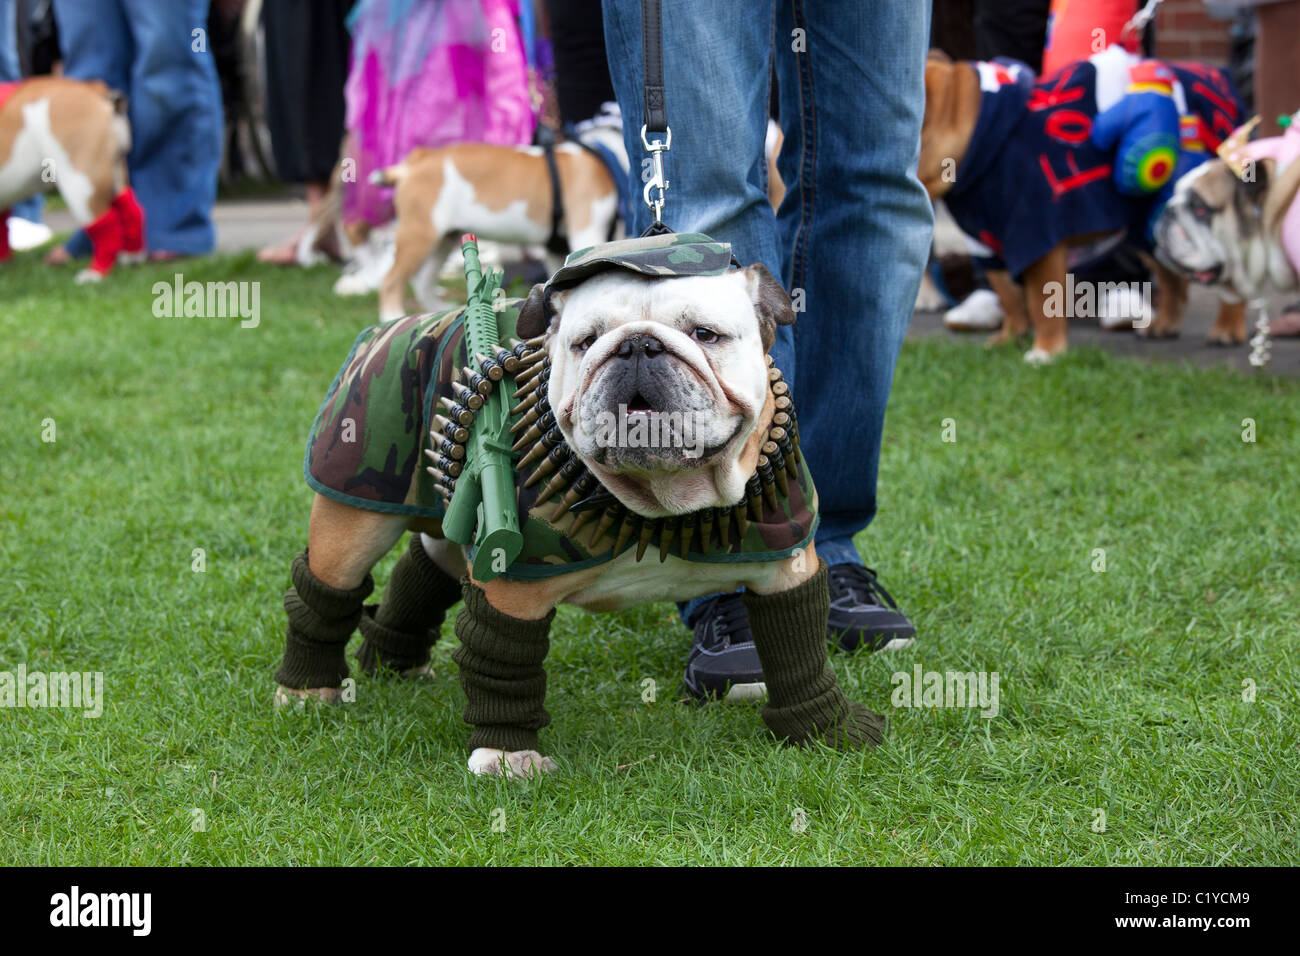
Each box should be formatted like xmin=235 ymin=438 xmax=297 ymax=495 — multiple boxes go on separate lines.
xmin=625 ymin=393 xmax=653 ymax=414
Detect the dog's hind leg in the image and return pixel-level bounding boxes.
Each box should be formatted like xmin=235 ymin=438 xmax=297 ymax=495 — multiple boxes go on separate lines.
xmin=378 ymin=220 xmax=443 ymax=322
xmin=274 ymin=494 xmax=409 ymax=705
xmin=409 ymin=234 xmax=458 ymax=313
xmin=356 ymin=530 xmax=463 ymax=679
xmin=984 ymin=268 xmax=1030 ymax=346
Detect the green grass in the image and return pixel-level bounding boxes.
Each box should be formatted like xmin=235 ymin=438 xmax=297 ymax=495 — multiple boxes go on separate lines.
xmin=1 ymin=251 xmax=1298 ymax=866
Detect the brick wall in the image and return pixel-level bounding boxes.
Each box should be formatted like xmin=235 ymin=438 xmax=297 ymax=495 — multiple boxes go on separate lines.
xmin=1154 ymin=0 xmax=1236 ymax=63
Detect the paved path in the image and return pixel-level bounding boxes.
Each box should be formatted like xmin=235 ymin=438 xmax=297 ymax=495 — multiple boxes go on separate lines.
xmin=47 ymin=196 xmax=1299 ymax=376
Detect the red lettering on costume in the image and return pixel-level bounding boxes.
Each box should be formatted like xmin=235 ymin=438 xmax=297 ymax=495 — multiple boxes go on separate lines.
xmin=1045 ymin=109 xmax=1092 ymax=144
xmin=1027 ymin=67 xmax=1085 ymax=112
xmin=1038 ymin=152 xmax=1111 ymax=200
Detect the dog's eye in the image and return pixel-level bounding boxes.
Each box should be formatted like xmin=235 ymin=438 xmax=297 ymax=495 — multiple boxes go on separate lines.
xmin=1188 ymin=195 xmax=1215 ymax=222
xmin=574 ymin=333 xmax=598 ymax=353
xmin=692 ymin=327 xmax=720 ymax=344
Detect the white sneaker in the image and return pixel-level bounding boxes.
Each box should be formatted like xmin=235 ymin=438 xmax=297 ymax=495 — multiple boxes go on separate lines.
xmin=943 ymin=288 xmax=1005 ymax=331
xmin=1098 ymin=286 xmax=1150 ymax=330
xmin=8 ymin=217 xmax=54 ymax=252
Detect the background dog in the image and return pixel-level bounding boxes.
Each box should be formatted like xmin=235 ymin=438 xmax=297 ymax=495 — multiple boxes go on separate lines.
xmin=0 ymin=77 xmax=143 ymax=280
xmin=918 ymin=48 xmax=1247 ymax=359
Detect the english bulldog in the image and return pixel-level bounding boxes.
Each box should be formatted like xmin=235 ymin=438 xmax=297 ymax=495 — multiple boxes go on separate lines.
xmin=1154 ymin=120 xmax=1300 ymax=306
xmin=360 ymin=116 xmax=629 ymax=322
xmin=0 ymin=77 xmax=144 ymax=280
xmin=919 ymin=48 xmax=1248 ymax=359
xmin=274 ymin=233 xmax=886 ymax=777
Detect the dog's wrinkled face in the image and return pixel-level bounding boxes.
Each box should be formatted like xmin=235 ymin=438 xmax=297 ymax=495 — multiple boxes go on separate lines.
xmin=535 ymin=266 xmax=792 ymax=518
xmin=1154 ymin=158 xmax=1281 ymax=300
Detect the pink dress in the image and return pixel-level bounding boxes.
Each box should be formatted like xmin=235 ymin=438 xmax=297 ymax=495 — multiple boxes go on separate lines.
xmin=342 ymin=0 xmax=535 ymax=228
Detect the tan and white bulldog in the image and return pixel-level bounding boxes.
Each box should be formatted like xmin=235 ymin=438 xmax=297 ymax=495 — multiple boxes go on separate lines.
xmin=0 ymin=77 xmax=144 ymax=280
xmin=918 ymin=51 xmax=1247 ymax=358
xmin=275 ymin=237 xmax=886 ymax=777
xmin=368 ymin=124 xmax=627 ymax=322
xmin=1154 ymin=154 xmax=1300 ymax=306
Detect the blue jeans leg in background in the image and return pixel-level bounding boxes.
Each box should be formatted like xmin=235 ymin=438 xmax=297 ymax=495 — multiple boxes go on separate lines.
xmin=53 ymin=0 xmax=222 ymax=256
xmin=0 ymin=0 xmax=42 ymax=223
xmin=603 ymin=0 xmax=932 ymax=625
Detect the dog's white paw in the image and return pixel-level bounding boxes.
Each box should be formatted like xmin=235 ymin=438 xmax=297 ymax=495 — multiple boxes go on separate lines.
xmin=332 ymin=273 xmax=371 ymax=297
xmin=379 ymin=308 xmax=407 ymax=324
xmin=74 ymin=268 xmax=105 ymax=285
xmin=1023 ymin=347 xmax=1055 ymax=366
xmin=468 ymin=747 xmax=557 ymax=779
xmin=273 ymin=684 xmax=342 ymax=709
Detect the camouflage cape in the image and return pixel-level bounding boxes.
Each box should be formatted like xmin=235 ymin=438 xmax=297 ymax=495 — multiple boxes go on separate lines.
xmin=304 ymin=233 xmax=818 ymax=581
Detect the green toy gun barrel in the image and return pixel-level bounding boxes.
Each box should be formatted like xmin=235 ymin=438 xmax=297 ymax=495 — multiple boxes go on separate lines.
xmin=441 ymin=234 xmax=523 ymax=581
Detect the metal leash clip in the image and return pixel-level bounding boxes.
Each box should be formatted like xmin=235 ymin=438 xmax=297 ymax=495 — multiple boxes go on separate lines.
xmin=641 ymin=124 xmax=672 ymax=223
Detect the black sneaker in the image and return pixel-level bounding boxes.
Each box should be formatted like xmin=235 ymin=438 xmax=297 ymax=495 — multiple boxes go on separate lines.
xmin=682 ymin=592 xmax=767 ymax=702
xmin=826 ymin=563 xmax=916 ymax=653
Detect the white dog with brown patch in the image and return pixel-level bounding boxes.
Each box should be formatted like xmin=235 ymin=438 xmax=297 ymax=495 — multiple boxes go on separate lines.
xmin=368 ymin=121 xmax=628 ymax=322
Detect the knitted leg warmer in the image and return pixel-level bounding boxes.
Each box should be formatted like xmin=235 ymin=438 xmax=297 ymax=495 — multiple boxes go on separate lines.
xmin=274 ymin=550 xmax=374 ymax=689
xmin=743 ymin=560 xmax=886 ymax=749
xmin=356 ymin=534 xmax=462 ymax=675
xmin=452 ymin=580 xmax=555 ymax=753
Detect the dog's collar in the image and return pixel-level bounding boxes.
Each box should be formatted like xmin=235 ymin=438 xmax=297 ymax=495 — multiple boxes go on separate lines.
xmin=427 ymin=337 xmax=806 ymax=562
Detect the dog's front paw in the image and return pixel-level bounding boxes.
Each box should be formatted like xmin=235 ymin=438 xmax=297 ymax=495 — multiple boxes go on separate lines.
xmin=468 ymin=747 xmax=558 ymax=779
xmin=1023 ymin=346 xmax=1061 ymax=365
xmin=74 ymin=268 xmax=105 ymax=285
xmin=1205 ymin=324 xmax=1245 ymax=347
xmin=273 ymin=684 xmax=342 ymax=708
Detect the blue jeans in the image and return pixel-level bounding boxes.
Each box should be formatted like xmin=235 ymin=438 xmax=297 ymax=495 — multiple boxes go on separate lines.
xmin=52 ymin=0 xmax=222 ymax=255
xmin=0 ymin=0 xmax=41 ymax=222
xmin=602 ymin=0 xmax=934 ymax=623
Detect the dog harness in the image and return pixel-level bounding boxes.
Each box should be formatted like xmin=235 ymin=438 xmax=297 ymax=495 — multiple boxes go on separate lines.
xmin=945 ymin=53 xmax=1241 ymax=279
xmin=304 ymin=233 xmax=818 ymax=581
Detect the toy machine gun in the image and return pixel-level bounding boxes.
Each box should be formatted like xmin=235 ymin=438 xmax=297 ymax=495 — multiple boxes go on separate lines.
xmin=428 ymin=234 xmax=525 ymax=581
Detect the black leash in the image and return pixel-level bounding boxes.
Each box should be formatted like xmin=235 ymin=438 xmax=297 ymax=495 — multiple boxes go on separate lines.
xmin=639 ymin=0 xmax=672 ymax=235
xmin=536 ymin=125 xmax=570 ymax=256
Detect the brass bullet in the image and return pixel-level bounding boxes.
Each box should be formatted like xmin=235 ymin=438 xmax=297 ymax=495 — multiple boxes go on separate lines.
xmin=771 ymin=381 xmax=788 ymax=398
xmin=678 ymin=513 xmax=696 ymax=560
xmin=432 ymin=414 xmax=468 ymax=445
xmin=516 ymin=425 xmax=564 ymax=469
xmin=590 ymin=504 xmax=626 ymax=549
xmin=494 ymin=346 xmax=520 ymax=373
xmin=452 ymin=381 xmax=484 ymax=411
xmin=462 ymin=367 xmax=494 ymax=396
xmin=635 ymin=518 xmax=659 ymax=562
xmin=437 ymin=437 xmax=466 ymax=461
xmin=509 ymin=390 xmax=542 ymax=418
xmin=732 ymin=503 xmax=750 ymax=539
xmin=698 ymin=508 xmax=715 ymax=554
xmin=534 ymin=457 xmax=584 ymax=506
xmin=524 ymin=443 xmax=572 ymax=488
xmin=511 ymin=410 xmax=556 ymax=450
xmin=613 ymin=513 xmax=641 ymax=555
xmin=757 ymin=455 xmax=779 ymax=512
xmin=762 ymin=442 xmax=789 ymax=497
xmin=475 ymin=351 xmax=504 ymax=382
xmin=551 ymin=471 xmax=597 ymax=522
xmin=657 ymin=517 xmax=678 ymax=563
xmin=439 ymin=395 xmax=476 ymax=427
xmin=716 ymin=506 xmax=731 ymax=550
xmin=745 ymin=475 xmax=764 ymax=521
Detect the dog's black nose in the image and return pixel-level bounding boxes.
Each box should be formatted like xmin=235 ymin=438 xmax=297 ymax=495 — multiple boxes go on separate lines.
xmin=615 ymin=334 xmax=665 ymax=360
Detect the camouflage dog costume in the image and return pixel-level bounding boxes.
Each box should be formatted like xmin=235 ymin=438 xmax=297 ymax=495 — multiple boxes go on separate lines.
xmin=276 ymin=234 xmax=886 ymax=754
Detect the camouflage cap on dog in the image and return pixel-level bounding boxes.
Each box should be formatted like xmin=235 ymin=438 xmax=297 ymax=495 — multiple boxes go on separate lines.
xmin=541 ymin=232 xmax=739 ymax=316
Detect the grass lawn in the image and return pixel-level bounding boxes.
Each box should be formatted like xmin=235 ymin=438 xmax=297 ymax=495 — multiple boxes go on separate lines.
xmin=1 ymin=252 xmax=1297 ymax=866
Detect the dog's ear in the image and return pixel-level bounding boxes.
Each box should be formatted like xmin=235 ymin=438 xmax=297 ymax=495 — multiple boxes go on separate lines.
xmin=742 ymin=264 xmax=795 ymax=352
xmin=1242 ymin=155 xmax=1272 ymax=203
xmin=515 ymin=283 xmax=549 ymax=339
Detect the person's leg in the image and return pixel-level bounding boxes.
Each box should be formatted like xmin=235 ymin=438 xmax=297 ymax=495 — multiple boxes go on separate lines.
xmin=49 ymin=0 xmax=132 ymax=259
xmin=118 ymin=0 xmax=223 ymax=255
xmin=602 ymin=0 xmax=783 ymax=694
xmin=774 ymin=0 xmax=932 ymax=644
